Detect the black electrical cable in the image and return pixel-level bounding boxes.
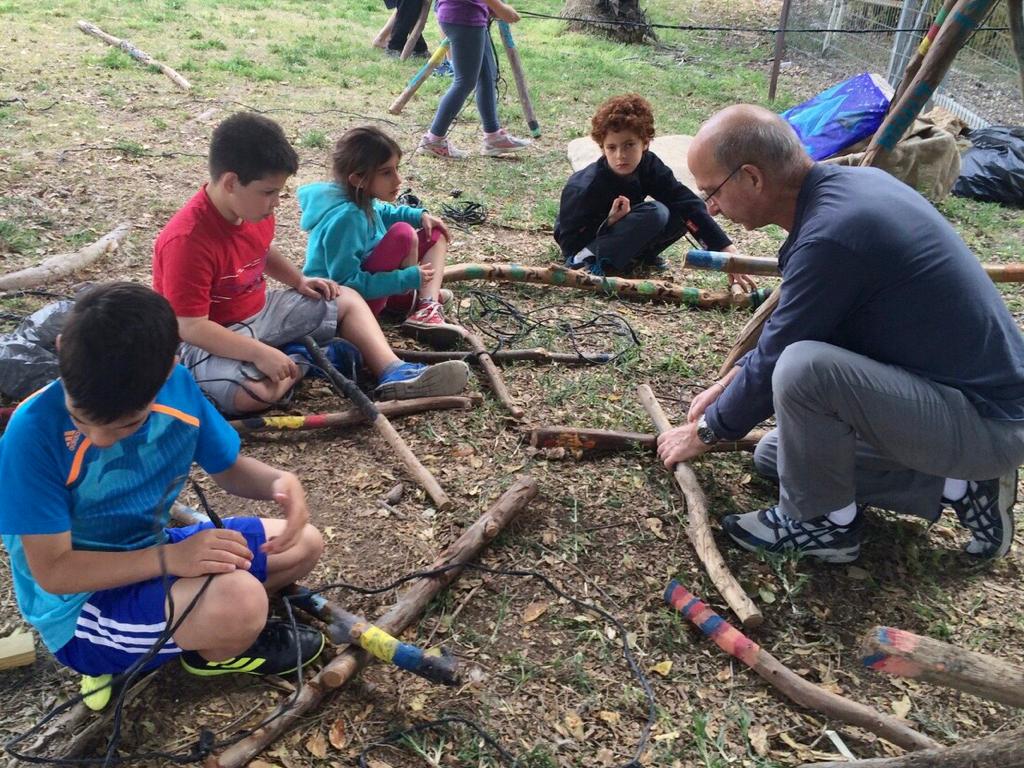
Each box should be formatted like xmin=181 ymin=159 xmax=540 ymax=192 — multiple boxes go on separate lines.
xmin=440 ymin=200 xmax=487 ymax=229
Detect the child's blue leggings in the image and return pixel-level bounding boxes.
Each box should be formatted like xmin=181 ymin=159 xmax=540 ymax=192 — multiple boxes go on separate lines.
xmin=429 ymin=22 xmax=500 ymax=136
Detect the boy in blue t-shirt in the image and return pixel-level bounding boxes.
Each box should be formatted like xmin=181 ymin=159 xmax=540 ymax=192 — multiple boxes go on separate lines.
xmin=0 ymin=283 xmax=326 ymax=708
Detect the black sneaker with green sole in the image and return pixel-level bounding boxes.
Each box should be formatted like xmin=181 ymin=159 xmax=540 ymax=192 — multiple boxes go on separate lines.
xmin=180 ymin=620 xmax=325 ymax=677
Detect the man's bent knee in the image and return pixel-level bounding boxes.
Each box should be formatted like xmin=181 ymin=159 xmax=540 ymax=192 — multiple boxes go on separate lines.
xmin=772 ymin=340 xmax=836 ymax=401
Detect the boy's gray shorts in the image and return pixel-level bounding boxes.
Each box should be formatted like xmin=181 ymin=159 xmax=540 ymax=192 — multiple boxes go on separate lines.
xmin=179 ymin=289 xmax=338 ymax=414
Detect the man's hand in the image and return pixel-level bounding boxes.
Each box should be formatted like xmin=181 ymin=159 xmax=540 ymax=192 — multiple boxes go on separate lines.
xmin=607 ymin=195 xmax=631 ymax=226
xmin=687 ymin=382 xmax=724 ymax=423
xmin=723 ymin=244 xmax=757 ymax=293
xmin=164 ymin=528 xmax=253 ymax=578
xmin=418 ymin=262 xmax=436 ymax=288
xmin=420 ymin=212 xmax=450 ymax=242
xmin=656 ymin=422 xmax=712 ymax=468
xmin=262 ymin=472 xmax=309 ymax=555
xmin=253 ymin=344 xmax=299 ymax=383
xmin=296 ymin=276 xmax=342 ymax=300
xmin=493 ymin=2 xmax=520 ymax=22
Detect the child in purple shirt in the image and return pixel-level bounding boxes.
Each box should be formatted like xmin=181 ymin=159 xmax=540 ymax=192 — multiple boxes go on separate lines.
xmin=417 ymin=0 xmax=531 ymax=159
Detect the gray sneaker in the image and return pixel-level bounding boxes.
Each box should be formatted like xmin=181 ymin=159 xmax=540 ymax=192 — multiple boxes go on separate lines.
xmin=950 ymin=470 xmax=1017 ymax=558
xmin=722 ymin=505 xmax=864 ymax=564
xmin=374 ymin=360 xmax=469 ymax=401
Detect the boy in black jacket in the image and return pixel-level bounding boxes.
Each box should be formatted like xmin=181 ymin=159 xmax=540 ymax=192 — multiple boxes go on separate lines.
xmin=554 ymin=94 xmax=752 ymax=288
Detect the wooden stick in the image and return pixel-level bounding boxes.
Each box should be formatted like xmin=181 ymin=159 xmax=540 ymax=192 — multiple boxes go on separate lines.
xmin=302 ymin=337 xmax=451 ymax=510
xmin=637 ymin=385 xmax=763 ymax=628
xmin=665 ymin=581 xmax=940 ymax=753
xmin=891 ymin=0 xmax=959 ymax=106
xmin=861 ymin=625 xmax=1024 ymax=708
xmin=497 ymin=21 xmax=541 ymax=137
xmin=767 ymin=0 xmax=793 ymax=102
xmin=0 ymin=222 xmax=130 ymax=293
xmin=799 ymin=727 xmax=1024 ymax=768
xmin=395 ymin=346 xmax=612 ymax=365
xmin=443 ymin=262 xmax=773 ymax=310
xmin=0 ymin=631 xmax=35 ymax=671
xmin=717 ymin=287 xmax=779 ymax=379
xmin=529 ymin=425 xmax=765 ymax=457
xmin=389 ymin=38 xmax=449 ymax=114
xmin=207 ymin=476 xmax=538 ymax=768
xmin=372 ymin=9 xmax=398 ymax=48
xmin=688 ymin=249 xmax=1024 ymax=285
xmin=76 ymin=21 xmax=190 ymax=90
xmin=400 ymin=0 xmax=432 ymax=60
xmin=1011 ymin=0 xmax=1024 ymax=104
xmin=228 ymin=395 xmax=479 ymax=434
xmin=452 ymin=326 xmax=525 ymax=419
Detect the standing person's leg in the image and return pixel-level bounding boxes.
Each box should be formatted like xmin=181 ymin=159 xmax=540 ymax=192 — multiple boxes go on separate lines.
xmin=419 ymin=22 xmax=486 ymax=159
xmin=583 ymin=201 xmax=671 ymax=275
xmin=479 ymin=26 xmax=531 ymax=156
xmin=387 ymin=0 xmax=429 ymax=56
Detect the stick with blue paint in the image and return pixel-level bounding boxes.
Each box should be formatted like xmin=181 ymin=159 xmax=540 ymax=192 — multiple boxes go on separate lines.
xmin=497 ymin=21 xmax=541 ymax=138
xmin=389 ymin=38 xmax=451 ymax=115
xmin=283 ymin=584 xmax=459 ymax=686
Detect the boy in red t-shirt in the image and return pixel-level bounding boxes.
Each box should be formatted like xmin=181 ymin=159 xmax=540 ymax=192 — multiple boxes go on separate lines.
xmin=154 ymin=113 xmax=468 ymax=415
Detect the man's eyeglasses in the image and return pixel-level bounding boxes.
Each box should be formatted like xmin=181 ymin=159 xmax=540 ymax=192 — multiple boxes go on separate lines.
xmin=701 ymin=166 xmax=742 ymax=205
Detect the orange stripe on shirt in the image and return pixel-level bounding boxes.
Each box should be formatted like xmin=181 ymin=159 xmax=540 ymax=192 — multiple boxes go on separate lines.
xmin=151 ymin=403 xmax=200 ymax=427
xmin=65 ymin=437 xmax=94 ymax=486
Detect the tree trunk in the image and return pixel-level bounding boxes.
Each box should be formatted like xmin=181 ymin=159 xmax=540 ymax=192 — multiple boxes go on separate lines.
xmin=562 ymin=0 xmax=655 ymax=44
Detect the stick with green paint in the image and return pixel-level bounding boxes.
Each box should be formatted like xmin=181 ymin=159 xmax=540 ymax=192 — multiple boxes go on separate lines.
xmin=389 ymin=38 xmax=451 ymax=115
xmin=497 ymin=21 xmax=541 ymax=137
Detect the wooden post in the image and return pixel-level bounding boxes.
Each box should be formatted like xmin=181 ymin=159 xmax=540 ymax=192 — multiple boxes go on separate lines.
xmin=76 ymin=21 xmax=190 ymax=90
xmin=666 ymin=582 xmax=940 ymax=753
xmin=389 ymin=38 xmax=450 ymax=114
xmin=768 ymin=0 xmax=793 ymax=102
xmin=861 ymin=625 xmax=1024 ymax=709
xmin=638 ymin=385 xmax=763 ymax=628
xmin=798 ymin=727 xmax=1024 ymax=768
xmin=0 ymin=222 xmax=130 ymax=293
xmin=400 ymin=0 xmax=432 ymax=60
xmin=497 ymin=21 xmax=541 ymax=137
xmin=207 ymin=476 xmax=538 ymax=768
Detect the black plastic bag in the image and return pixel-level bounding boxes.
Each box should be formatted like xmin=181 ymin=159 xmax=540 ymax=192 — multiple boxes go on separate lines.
xmin=952 ymin=126 xmax=1024 ymax=206
xmin=0 ymin=300 xmax=75 ymax=400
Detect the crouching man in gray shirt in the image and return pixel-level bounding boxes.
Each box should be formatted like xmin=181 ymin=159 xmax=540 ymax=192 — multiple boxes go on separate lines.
xmin=657 ymin=104 xmax=1024 ymax=563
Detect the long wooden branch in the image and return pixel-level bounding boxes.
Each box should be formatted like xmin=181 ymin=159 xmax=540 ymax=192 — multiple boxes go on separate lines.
xmin=529 ymin=425 xmax=765 ymax=458
xmin=76 ymin=21 xmax=190 ymax=90
xmin=400 ymin=0 xmax=432 ymax=60
xmin=453 ymin=326 xmax=525 ymax=419
xmin=799 ymin=727 xmax=1024 ymax=768
xmin=228 ymin=395 xmax=479 ymax=434
xmin=637 ymin=384 xmax=763 ymax=628
xmin=861 ymin=625 xmax=1024 ymax=708
xmin=0 ymin=222 xmax=131 ymax=293
xmin=395 ymin=347 xmax=612 ymax=365
xmin=443 ymin=263 xmax=773 ymax=310
xmin=717 ymin=288 xmax=779 ymax=379
xmin=207 ymin=475 xmax=538 ymax=768
xmin=665 ymin=581 xmax=940 ymax=753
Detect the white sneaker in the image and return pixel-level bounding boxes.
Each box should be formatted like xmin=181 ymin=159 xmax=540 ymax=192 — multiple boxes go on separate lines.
xmin=417 ymin=134 xmax=469 ymax=160
xmin=481 ymin=128 xmax=531 ymax=156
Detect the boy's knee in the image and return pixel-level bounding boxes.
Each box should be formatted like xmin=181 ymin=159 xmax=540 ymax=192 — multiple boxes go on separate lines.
xmin=335 ymin=285 xmax=367 ymax=312
xmin=300 ymin=524 xmax=325 ymax=565
xmin=208 ymin=571 xmax=269 ymax=636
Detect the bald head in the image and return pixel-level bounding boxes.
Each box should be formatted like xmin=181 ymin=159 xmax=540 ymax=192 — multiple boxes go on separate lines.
xmin=693 ymin=104 xmax=811 ymax=187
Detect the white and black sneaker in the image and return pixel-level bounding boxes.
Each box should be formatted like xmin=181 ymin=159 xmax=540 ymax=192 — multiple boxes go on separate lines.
xmin=722 ymin=505 xmax=864 ymax=564
xmin=950 ymin=470 xmax=1017 ymax=559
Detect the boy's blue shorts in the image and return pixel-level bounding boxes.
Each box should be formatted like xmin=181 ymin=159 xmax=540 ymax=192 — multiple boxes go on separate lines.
xmin=54 ymin=518 xmax=268 ymax=676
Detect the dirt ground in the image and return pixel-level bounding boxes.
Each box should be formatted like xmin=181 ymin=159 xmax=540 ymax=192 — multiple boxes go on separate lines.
xmin=2 ymin=5 xmax=1024 ymax=768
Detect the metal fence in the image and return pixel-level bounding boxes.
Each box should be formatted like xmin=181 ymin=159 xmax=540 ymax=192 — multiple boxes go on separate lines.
xmin=785 ymin=0 xmax=1022 ymax=127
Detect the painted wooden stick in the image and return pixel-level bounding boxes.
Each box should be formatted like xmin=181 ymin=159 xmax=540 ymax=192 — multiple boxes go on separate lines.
xmin=529 ymin=426 xmax=766 ymax=457
xmin=0 ymin=222 xmax=131 ymax=293
xmin=497 ymin=21 xmax=541 ymax=137
xmin=206 ymin=475 xmax=538 ymax=768
xmin=76 ymin=21 xmax=190 ymax=90
xmin=302 ymin=337 xmax=451 ymax=510
xmin=389 ymin=37 xmax=450 ymax=114
xmin=228 ymin=395 xmax=478 ymax=434
xmin=799 ymin=727 xmax=1024 ymax=768
xmin=283 ymin=585 xmax=459 ymax=686
xmin=372 ymin=9 xmax=398 ymax=49
xmin=443 ymin=262 xmax=773 ymax=310
xmin=395 ymin=347 xmax=612 ymax=365
xmin=638 ymin=385 xmax=763 ymax=628
xmin=1011 ymin=0 xmax=1024 ymax=103
xmin=400 ymin=0 xmax=432 ymax=60
xmin=665 ymin=581 xmax=940 ymax=752
xmin=688 ymin=249 xmax=1024 ymax=285
xmin=891 ymin=0 xmax=959 ymax=106
xmin=452 ymin=326 xmax=525 ymax=419
xmin=861 ymin=625 xmax=1024 ymax=708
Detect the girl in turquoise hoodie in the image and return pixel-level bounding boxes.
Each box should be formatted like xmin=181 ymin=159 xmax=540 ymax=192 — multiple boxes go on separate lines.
xmin=299 ymin=126 xmax=457 ymax=345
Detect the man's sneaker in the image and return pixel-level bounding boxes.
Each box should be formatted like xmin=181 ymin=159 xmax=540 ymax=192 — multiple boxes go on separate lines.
xmin=180 ymin=620 xmax=325 ymax=677
xmin=374 ymin=360 xmax=469 ymax=401
xmin=401 ymin=299 xmax=463 ymax=349
xmin=417 ymin=134 xmax=469 ymax=160
xmin=950 ymin=471 xmax=1017 ymax=558
xmin=722 ymin=505 xmax=864 ymax=564
xmin=482 ymin=128 xmax=531 ymax=156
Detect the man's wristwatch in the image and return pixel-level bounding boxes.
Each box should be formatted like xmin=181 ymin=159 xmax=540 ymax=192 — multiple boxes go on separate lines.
xmin=696 ymin=415 xmax=719 ymax=445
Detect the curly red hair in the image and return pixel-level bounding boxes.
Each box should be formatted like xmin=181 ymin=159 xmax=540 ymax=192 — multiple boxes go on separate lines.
xmin=590 ymin=94 xmax=656 ymax=145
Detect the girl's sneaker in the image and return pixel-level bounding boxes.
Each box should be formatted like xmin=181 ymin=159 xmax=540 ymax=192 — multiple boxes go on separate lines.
xmin=482 ymin=128 xmax=531 ymax=156
xmin=401 ymin=299 xmax=463 ymax=349
xmin=417 ymin=134 xmax=468 ymax=159
xmin=374 ymin=360 xmax=469 ymax=400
